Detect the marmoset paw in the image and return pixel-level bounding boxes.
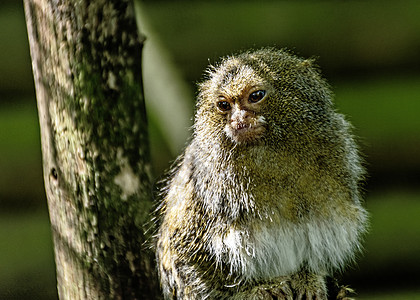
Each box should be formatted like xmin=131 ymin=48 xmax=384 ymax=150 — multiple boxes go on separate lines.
xmin=295 ymin=288 xmax=327 ymax=300
xmin=335 ymin=285 xmax=355 ymax=300
xmin=250 ymin=281 xmax=294 ymax=300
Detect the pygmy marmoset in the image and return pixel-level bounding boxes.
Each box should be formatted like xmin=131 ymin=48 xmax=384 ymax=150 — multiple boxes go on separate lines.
xmin=156 ymin=48 xmax=368 ymax=299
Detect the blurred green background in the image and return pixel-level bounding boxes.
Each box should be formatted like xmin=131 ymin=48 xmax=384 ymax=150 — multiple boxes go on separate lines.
xmin=1 ymin=0 xmax=420 ymax=299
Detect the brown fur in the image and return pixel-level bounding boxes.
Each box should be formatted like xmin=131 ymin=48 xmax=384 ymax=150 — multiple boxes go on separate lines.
xmin=156 ymin=48 xmax=368 ymax=299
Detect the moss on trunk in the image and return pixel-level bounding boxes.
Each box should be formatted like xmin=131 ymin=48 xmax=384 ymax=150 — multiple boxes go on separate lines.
xmin=24 ymin=0 xmax=160 ymax=298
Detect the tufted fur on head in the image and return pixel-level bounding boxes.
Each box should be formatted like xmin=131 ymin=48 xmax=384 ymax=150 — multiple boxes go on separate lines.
xmin=156 ymin=48 xmax=368 ymax=300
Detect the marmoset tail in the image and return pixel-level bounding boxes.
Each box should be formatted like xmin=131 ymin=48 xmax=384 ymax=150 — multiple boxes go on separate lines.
xmin=156 ymin=48 xmax=368 ymax=300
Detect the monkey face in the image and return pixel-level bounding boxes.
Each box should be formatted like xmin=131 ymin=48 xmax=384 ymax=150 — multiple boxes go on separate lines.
xmin=197 ymin=49 xmax=329 ymax=146
xmin=196 ymin=62 xmax=272 ymax=144
xmin=215 ymin=87 xmax=268 ymax=144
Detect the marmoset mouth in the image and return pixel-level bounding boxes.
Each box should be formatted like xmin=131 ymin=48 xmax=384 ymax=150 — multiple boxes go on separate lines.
xmin=235 ymin=122 xmax=249 ymax=131
xmin=227 ymin=122 xmax=266 ymax=143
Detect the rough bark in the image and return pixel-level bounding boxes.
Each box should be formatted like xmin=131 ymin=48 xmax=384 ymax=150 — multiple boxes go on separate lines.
xmin=24 ymin=0 xmax=160 ymax=298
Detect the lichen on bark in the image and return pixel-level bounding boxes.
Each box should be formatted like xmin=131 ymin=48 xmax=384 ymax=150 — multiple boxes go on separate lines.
xmin=24 ymin=0 xmax=159 ymax=298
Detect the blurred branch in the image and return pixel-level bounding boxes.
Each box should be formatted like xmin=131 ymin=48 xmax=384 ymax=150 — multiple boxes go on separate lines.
xmin=135 ymin=1 xmax=194 ymax=155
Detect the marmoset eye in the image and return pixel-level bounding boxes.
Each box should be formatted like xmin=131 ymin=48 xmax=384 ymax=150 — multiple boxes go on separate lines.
xmin=217 ymin=100 xmax=231 ymax=112
xmin=248 ymin=90 xmax=266 ymax=103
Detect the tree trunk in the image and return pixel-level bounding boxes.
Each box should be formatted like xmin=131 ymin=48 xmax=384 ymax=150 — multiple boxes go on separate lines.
xmin=24 ymin=0 xmax=160 ymax=298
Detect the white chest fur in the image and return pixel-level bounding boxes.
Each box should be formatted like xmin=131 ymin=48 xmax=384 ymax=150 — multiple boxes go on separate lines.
xmin=208 ymin=214 xmax=364 ymax=281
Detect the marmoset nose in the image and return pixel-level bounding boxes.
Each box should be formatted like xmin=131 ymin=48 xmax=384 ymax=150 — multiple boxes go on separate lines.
xmin=231 ymin=107 xmax=252 ymax=123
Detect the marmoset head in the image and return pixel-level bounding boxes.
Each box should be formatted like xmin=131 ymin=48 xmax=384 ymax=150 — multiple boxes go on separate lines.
xmin=195 ymin=48 xmax=334 ymax=147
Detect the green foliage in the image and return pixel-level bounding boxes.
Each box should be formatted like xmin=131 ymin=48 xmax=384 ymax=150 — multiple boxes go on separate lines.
xmin=140 ymin=0 xmax=420 ymax=81
xmin=363 ymin=191 xmax=420 ymax=266
xmin=0 ymin=212 xmax=57 ymax=299
xmin=0 ymin=4 xmax=33 ymax=92
xmin=360 ymin=289 xmax=420 ymax=300
xmin=0 ymin=101 xmax=45 ymax=208
xmin=0 ymin=100 xmax=40 ymax=160
xmin=335 ymin=76 xmax=420 ymax=143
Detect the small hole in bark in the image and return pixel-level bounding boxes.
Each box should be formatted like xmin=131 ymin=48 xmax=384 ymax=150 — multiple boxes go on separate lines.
xmin=51 ymin=168 xmax=58 ymax=180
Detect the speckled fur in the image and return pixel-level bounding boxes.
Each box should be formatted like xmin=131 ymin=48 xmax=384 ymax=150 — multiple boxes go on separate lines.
xmin=156 ymin=48 xmax=368 ymax=299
